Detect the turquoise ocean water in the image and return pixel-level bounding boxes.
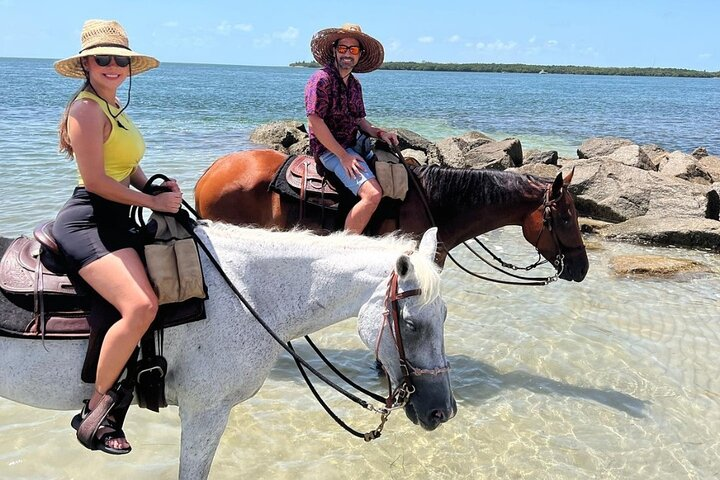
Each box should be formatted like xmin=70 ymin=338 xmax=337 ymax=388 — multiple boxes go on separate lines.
xmin=1 ymin=58 xmax=720 ymax=479
xmin=1 ymin=57 xmax=719 ymax=236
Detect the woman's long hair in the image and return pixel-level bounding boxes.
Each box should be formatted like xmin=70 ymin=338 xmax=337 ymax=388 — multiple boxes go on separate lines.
xmin=58 ymin=78 xmax=90 ymax=158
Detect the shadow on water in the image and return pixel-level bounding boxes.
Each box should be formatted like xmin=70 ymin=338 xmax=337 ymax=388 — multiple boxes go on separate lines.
xmin=269 ymin=345 xmax=649 ymax=419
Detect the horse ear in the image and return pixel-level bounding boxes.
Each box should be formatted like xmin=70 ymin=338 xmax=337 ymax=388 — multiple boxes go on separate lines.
xmin=552 ymin=172 xmax=564 ymax=198
xmin=417 ymin=227 xmax=438 ymax=261
xmin=563 ymin=167 xmax=575 ymax=186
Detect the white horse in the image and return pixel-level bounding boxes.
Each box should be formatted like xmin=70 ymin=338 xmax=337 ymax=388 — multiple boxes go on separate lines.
xmin=0 ymin=223 xmax=455 ymax=479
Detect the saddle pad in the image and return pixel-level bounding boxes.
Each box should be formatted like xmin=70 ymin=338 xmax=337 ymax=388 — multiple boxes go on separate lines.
xmin=0 ymin=295 xmax=206 ymax=340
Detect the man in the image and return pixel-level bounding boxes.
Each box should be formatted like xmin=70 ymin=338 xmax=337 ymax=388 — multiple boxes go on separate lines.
xmin=305 ymin=24 xmax=399 ymax=234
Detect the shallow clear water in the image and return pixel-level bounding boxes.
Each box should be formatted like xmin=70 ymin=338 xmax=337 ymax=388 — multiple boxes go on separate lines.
xmin=1 ymin=58 xmax=719 ymax=479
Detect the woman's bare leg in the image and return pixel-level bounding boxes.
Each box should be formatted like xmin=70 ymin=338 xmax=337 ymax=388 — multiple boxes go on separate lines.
xmin=79 ymin=247 xmax=158 ymax=450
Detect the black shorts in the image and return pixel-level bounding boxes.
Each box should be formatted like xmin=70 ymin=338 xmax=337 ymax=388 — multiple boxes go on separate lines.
xmin=52 ymin=187 xmax=142 ymax=272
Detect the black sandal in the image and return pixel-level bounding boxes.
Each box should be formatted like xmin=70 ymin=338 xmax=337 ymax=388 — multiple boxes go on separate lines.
xmin=71 ymin=388 xmax=132 ymax=455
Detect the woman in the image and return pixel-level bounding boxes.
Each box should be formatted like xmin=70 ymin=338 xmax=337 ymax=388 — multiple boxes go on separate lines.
xmin=53 ymin=19 xmax=182 ymax=455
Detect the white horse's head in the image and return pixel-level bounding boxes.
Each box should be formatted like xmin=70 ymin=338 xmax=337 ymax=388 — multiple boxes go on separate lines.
xmin=357 ymin=228 xmax=456 ymax=431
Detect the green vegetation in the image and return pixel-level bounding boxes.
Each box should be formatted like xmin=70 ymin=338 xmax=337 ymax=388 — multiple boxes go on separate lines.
xmin=289 ymin=61 xmax=720 ymax=78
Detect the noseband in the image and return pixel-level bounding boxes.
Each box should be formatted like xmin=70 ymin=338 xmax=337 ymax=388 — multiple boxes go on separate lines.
xmin=376 ymin=271 xmax=450 ymax=409
xmin=537 ymin=185 xmax=587 ymax=273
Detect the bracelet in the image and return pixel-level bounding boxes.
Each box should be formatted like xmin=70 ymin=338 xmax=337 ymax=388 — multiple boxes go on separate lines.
xmin=375 ymin=129 xmax=385 ymax=139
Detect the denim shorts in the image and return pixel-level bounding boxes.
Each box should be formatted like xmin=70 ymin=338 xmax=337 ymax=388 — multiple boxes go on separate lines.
xmin=318 ymin=141 xmax=375 ymax=196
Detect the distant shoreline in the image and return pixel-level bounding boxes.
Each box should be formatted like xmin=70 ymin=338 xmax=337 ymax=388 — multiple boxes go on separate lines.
xmin=289 ymin=61 xmax=720 ymax=78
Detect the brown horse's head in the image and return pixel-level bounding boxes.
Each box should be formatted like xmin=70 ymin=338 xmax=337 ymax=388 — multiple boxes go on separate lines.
xmin=522 ymin=169 xmax=588 ymax=282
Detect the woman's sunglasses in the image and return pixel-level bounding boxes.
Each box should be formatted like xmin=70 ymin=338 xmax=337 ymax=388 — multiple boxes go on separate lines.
xmin=93 ymin=55 xmax=131 ymax=68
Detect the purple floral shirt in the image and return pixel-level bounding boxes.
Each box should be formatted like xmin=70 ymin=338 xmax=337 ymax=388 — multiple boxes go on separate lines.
xmin=305 ymin=65 xmax=366 ymax=158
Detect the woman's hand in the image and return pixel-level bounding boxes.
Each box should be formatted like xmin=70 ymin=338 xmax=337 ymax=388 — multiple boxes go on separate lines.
xmin=161 ymin=178 xmax=181 ymax=193
xmin=151 ymin=190 xmax=183 ymax=213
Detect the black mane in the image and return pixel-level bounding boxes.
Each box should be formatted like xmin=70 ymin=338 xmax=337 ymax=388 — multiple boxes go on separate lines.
xmin=411 ymin=164 xmax=548 ymax=208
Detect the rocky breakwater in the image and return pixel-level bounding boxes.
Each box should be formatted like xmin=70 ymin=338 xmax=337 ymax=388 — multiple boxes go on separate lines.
xmin=250 ymin=121 xmax=720 ymax=273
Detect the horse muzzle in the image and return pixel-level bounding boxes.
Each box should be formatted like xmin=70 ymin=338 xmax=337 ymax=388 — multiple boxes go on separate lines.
xmin=558 ymin=246 xmax=589 ymax=282
xmin=403 ymin=374 xmax=457 ymax=431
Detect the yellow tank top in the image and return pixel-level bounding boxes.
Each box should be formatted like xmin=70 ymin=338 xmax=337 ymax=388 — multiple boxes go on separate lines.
xmin=74 ymin=91 xmax=145 ymax=185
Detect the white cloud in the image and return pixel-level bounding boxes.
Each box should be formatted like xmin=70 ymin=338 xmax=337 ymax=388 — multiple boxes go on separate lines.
xmin=386 ymin=40 xmax=401 ymax=52
xmin=418 ymin=36 xmax=434 ymax=44
xmin=699 ymin=53 xmax=712 ymax=59
xmin=448 ymin=35 xmax=461 ymax=43
xmin=273 ymin=26 xmax=299 ymax=43
xmin=253 ymin=36 xmax=272 ymax=47
xmin=163 ymin=21 xmax=179 ymax=28
xmin=528 ymin=36 xmax=536 ymax=44
xmin=546 ymin=40 xmax=558 ymax=47
xmin=216 ymin=21 xmax=254 ymax=36
xmin=476 ymin=40 xmax=517 ymax=51
xmin=465 ymin=42 xmax=474 ymax=48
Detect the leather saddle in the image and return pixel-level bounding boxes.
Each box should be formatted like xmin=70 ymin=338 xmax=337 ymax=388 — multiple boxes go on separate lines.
xmin=0 ymin=221 xmax=205 ymax=340
xmin=285 ymin=154 xmax=339 ymax=207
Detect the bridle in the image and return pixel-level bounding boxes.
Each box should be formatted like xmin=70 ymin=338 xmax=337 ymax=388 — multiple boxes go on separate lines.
xmin=392 ymin=146 xmax=583 ymax=286
xmin=374 ymin=271 xmax=451 ymax=409
xmin=140 ymin=175 xmax=446 ymax=441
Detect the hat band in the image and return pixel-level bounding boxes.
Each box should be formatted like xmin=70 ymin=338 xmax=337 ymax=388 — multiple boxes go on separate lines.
xmin=79 ymin=43 xmax=131 ymax=54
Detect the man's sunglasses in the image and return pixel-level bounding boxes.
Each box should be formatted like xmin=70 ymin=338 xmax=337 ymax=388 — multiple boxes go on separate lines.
xmin=335 ymin=45 xmax=362 ymax=55
xmin=93 ymin=55 xmax=131 ymax=68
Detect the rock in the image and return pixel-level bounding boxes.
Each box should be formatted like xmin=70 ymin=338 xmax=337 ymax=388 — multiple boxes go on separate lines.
xmin=608 ymin=145 xmax=655 ymax=170
xmin=458 ymin=131 xmax=495 ymax=149
xmin=509 ymin=163 xmax=560 ymax=179
xmin=578 ymin=217 xmax=613 ymax=234
xmin=524 ymin=149 xmax=559 ymax=165
xmin=697 ymin=155 xmax=720 ymax=183
xmin=287 ymin=137 xmax=310 ymax=156
xmin=436 ymin=131 xmax=496 ymax=167
xmin=561 ymin=160 xmax=716 ymax=222
xmin=462 ymin=138 xmax=523 ymax=169
xmin=250 ymin=120 xmax=307 ymax=153
xmin=401 ymin=148 xmax=427 ymax=164
xmin=691 ymin=147 xmax=710 ymax=159
xmin=658 ymin=151 xmax=713 ymax=185
xmin=640 ymin=144 xmax=669 ymax=170
xmin=577 ymin=137 xmax=634 ymax=159
xmin=395 ymin=129 xmax=442 ymax=164
xmin=435 ymin=137 xmax=467 ymax=166
xmin=599 ymin=216 xmax=720 ymax=251
xmin=609 ymin=254 xmax=711 ymax=276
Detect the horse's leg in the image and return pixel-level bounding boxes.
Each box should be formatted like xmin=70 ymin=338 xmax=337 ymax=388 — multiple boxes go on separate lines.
xmin=177 ymin=402 xmax=232 ymax=480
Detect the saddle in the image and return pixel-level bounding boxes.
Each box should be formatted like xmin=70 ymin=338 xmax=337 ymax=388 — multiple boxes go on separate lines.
xmin=285 ymin=154 xmax=339 ymax=208
xmin=0 ymin=222 xmax=206 ymax=340
xmin=270 ymin=153 xmax=406 ymax=233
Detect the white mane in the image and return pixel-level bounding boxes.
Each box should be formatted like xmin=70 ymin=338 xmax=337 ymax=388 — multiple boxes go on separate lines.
xmin=197 ymin=221 xmax=441 ymax=304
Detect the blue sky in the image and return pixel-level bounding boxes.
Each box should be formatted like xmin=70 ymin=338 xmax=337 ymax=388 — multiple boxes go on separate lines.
xmin=1 ymin=0 xmax=717 ymax=71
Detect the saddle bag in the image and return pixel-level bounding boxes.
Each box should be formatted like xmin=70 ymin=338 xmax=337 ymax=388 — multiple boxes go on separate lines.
xmin=143 ymin=212 xmax=207 ymax=305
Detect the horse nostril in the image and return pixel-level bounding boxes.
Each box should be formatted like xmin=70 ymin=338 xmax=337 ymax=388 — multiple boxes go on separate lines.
xmin=431 ymin=409 xmax=446 ymax=423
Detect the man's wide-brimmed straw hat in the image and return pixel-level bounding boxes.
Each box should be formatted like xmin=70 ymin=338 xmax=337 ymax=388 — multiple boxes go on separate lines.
xmin=310 ymin=23 xmax=384 ymax=73
xmin=54 ymin=19 xmax=159 ymax=78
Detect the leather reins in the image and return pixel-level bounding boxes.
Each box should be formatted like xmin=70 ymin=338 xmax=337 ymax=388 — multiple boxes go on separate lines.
xmin=390 ymin=145 xmax=577 ymax=286
xmin=140 ymin=175 xmax=429 ymax=441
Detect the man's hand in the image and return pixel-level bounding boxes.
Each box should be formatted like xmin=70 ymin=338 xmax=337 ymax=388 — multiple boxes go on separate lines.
xmin=339 ymin=151 xmax=366 ymax=178
xmin=377 ymin=130 xmax=399 ymax=146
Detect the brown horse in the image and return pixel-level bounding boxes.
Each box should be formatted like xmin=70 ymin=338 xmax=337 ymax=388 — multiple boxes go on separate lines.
xmin=194 ymin=149 xmax=588 ymax=282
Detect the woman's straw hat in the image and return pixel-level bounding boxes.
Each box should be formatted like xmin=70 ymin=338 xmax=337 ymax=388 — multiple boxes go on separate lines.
xmin=310 ymin=23 xmax=384 ymax=73
xmin=54 ymin=19 xmax=159 ymax=78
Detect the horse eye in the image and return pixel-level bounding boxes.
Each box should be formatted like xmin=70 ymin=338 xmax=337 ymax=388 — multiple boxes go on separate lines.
xmin=404 ymin=320 xmax=417 ymax=332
